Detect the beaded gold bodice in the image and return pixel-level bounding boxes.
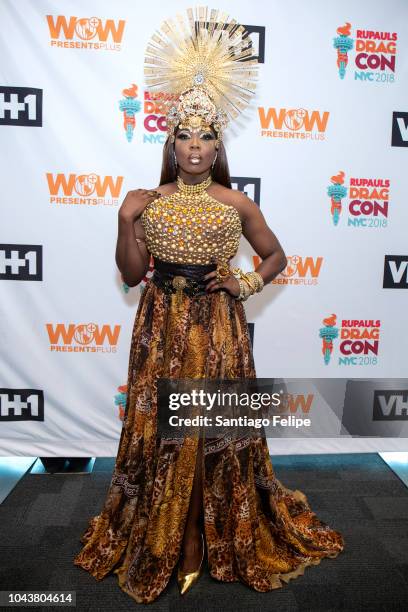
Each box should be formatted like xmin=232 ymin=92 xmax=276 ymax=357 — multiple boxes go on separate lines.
xmin=141 ymin=175 xmax=242 ymax=265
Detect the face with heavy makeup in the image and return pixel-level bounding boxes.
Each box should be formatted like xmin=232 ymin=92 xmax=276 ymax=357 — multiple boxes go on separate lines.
xmin=174 ymin=124 xmax=219 ymax=177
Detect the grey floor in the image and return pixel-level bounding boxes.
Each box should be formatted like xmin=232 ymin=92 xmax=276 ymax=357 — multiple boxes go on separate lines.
xmin=1 ymin=453 xmax=408 ymax=611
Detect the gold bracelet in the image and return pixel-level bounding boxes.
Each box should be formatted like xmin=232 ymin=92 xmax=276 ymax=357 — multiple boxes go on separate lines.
xmin=237 ymin=278 xmax=250 ymax=301
xmin=233 ymin=269 xmax=253 ymax=301
xmin=232 ymin=268 xmax=264 ymax=300
xmin=241 ymin=273 xmax=258 ymax=293
xmin=247 ymin=271 xmax=264 ymax=292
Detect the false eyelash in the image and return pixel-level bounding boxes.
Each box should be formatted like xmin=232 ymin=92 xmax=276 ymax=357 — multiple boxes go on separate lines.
xmin=177 ymin=133 xmax=214 ymax=140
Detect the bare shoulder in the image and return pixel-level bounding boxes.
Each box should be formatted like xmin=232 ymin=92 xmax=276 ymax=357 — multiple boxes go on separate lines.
xmin=208 ymin=182 xmax=257 ymax=225
xmin=153 ymin=182 xmax=178 ymax=196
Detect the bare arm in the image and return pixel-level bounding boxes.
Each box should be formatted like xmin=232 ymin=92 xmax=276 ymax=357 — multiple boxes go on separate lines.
xmin=115 ymin=216 xmax=150 ymax=287
xmin=115 ymin=188 xmax=160 ymax=287
xmin=238 ymin=193 xmax=288 ymax=284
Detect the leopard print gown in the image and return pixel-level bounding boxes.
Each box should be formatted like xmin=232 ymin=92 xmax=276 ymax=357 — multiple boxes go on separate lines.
xmin=73 ymin=279 xmax=345 ymax=604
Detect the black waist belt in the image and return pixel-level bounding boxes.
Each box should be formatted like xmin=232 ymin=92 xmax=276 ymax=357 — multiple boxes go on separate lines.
xmin=151 ymin=257 xmax=217 ymax=297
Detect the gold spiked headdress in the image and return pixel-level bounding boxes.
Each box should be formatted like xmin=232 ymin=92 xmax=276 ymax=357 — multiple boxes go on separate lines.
xmin=144 ymin=6 xmax=258 ymax=141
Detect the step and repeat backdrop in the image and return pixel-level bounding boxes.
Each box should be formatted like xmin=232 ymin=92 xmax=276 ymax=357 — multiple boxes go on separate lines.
xmin=1 ymin=0 xmax=407 ymax=456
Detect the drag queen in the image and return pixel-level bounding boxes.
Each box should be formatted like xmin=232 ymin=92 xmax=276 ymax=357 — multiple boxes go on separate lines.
xmin=74 ymin=7 xmax=345 ymax=603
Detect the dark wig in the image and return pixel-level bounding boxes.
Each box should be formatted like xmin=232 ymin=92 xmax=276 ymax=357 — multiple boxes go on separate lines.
xmin=159 ymin=126 xmax=232 ymax=188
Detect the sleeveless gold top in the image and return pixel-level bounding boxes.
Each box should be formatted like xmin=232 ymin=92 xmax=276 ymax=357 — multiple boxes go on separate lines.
xmin=141 ymin=175 xmax=242 ymax=265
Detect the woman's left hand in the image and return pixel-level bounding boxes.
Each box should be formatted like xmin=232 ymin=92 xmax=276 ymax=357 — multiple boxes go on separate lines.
xmin=203 ymin=270 xmax=240 ymax=298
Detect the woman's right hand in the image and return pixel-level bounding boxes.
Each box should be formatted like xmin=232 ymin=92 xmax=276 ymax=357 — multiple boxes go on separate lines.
xmin=118 ymin=189 xmax=161 ymax=223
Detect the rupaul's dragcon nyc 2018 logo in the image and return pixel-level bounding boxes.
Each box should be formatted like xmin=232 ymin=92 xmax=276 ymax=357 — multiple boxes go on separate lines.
xmin=333 ymin=22 xmax=397 ymax=82
xmin=327 ymin=171 xmax=390 ymax=228
xmin=319 ymin=314 xmax=381 ymax=367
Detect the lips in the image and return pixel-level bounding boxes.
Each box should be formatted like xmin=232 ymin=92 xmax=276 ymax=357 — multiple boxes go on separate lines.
xmin=189 ymin=155 xmax=202 ymax=163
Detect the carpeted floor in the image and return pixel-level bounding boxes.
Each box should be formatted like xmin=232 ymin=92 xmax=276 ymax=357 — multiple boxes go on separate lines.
xmin=1 ymin=453 xmax=408 ymax=611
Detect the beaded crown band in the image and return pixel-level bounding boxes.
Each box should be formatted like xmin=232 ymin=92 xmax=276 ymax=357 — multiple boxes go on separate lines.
xmin=144 ymin=6 xmax=259 ymax=141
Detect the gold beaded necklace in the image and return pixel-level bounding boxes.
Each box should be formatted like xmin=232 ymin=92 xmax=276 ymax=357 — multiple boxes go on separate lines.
xmin=176 ymin=174 xmax=212 ymax=195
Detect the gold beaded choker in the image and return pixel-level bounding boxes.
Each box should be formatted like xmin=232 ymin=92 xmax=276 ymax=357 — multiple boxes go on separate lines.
xmin=176 ymin=175 xmax=212 ymax=194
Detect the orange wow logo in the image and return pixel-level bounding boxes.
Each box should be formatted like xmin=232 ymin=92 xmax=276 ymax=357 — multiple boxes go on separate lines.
xmin=46 ymin=15 xmax=125 ymax=50
xmin=252 ymin=254 xmax=323 ymax=285
xmin=258 ymin=107 xmax=329 ymax=140
xmin=46 ymin=173 xmax=123 ymax=206
xmin=46 ymin=323 xmax=121 ymax=353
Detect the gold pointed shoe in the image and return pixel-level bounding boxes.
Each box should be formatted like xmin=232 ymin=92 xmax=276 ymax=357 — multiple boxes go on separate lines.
xmin=177 ymin=532 xmax=205 ymax=595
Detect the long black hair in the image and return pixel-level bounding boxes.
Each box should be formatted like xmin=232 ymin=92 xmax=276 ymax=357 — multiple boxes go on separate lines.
xmin=159 ymin=127 xmax=232 ymax=188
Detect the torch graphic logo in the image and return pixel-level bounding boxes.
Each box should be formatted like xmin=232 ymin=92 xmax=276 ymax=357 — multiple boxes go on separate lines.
xmin=319 ymin=313 xmax=339 ymax=365
xmin=119 ymin=84 xmax=141 ymax=142
xmin=114 ymin=384 xmax=127 ymax=420
xmin=327 ymin=171 xmax=347 ymax=226
xmin=333 ymin=22 xmax=354 ymax=79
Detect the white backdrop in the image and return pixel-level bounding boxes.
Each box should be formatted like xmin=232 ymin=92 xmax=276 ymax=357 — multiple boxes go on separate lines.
xmin=1 ymin=0 xmax=407 ymax=456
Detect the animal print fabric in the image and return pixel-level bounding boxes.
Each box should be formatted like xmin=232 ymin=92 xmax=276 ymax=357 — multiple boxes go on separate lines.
xmin=73 ymin=279 xmax=345 ymax=603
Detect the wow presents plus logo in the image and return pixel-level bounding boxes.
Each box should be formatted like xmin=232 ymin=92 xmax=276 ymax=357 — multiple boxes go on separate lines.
xmin=333 ymin=23 xmax=397 ymax=82
xmin=319 ymin=314 xmax=381 ymax=366
xmin=258 ymin=106 xmax=329 ymax=140
xmin=46 ymin=173 xmax=123 ymax=206
xmin=46 ymin=15 xmax=125 ymax=51
xmin=46 ymin=323 xmax=120 ymax=353
xmin=118 ymin=85 xmax=176 ymax=144
xmin=271 ymin=255 xmax=323 ymax=285
xmin=327 ymin=171 xmax=390 ymax=228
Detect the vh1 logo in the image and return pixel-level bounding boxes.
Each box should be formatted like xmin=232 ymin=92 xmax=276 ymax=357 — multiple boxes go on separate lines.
xmin=0 ymin=86 xmax=42 ymax=126
xmin=0 ymin=389 xmax=44 ymax=421
xmin=0 ymin=244 xmax=42 ymax=280
xmin=383 ymin=255 xmax=408 ymax=288
xmin=230 ymin=177 xmax=261 ymax=206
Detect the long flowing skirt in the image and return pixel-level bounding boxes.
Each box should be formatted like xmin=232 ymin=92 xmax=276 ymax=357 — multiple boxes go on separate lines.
xmin=73 ymin=277 xmax=345 ymax=604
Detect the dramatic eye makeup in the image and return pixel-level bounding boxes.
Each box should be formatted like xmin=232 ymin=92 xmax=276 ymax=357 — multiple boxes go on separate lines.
xmin=176 ymin=130 xmax=215 ymax=140
xmin=176 ymin=131 xmax=190 ymax=139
